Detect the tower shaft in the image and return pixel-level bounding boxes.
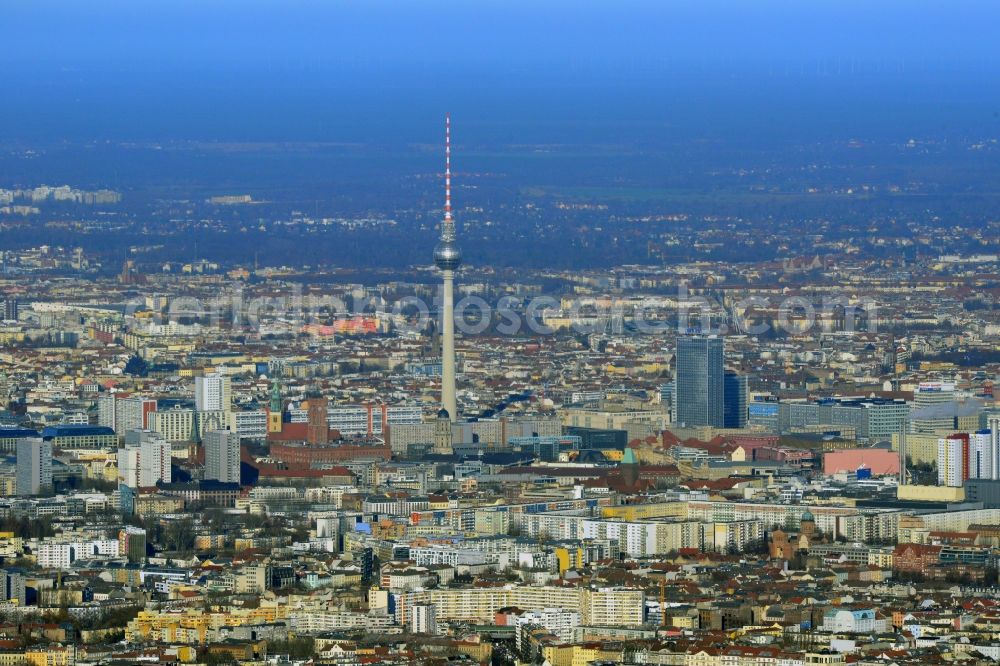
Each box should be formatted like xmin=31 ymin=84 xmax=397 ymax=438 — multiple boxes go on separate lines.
xmin=441 ymin=269 xmax=457 ymax=422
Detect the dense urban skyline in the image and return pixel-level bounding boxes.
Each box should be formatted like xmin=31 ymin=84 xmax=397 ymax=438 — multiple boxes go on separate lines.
xmin=1 ymin=3 xmax=1000 ymax=666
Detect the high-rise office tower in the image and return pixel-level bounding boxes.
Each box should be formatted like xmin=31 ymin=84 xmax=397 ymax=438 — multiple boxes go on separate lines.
xmin=359 ymin=546 xmax=375 ymax=584
xmin=195 ymin=373 xmax=232 ymax=412
xmin=15 ymin=437 xmax=52 ymax=496
xmin=723 ymin=370 xmax=748 ymax=429
xmin=118 ymin=430 xmax=172 ymax=488
xmin=658 ymin=382 xmax=675 ymax=423
xmin=204 ymin=429 xmax=241 ymax=483
xmin=675 ymin=335 xmax=725 ymax=428
xmin=910 ymin=381 xmax=957 ymax=434
xmin=433 ymin=115 xmax=461 ymax=422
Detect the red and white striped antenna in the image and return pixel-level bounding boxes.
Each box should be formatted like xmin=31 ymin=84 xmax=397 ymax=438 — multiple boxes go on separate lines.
xmin=444 ymin=114 xmax=452 ymax=222
xmin=439 ymin=114 xmax=457 ymax=244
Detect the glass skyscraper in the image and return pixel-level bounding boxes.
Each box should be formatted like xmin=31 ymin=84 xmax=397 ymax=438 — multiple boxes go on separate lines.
xmin=724 ymin=370 xmax=748 ymax=428
xmin=675 ymin=335 xmax=725 ymax=427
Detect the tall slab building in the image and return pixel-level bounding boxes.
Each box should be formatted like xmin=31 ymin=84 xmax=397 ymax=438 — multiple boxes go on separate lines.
xmin=675 ymin=335 xmax=725 ymax=428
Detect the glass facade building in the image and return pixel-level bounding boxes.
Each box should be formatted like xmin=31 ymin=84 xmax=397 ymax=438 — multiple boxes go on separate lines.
xmin=724 ymin=370 xmax=748 ymax=428
xmin=675 ymin=336 xmax=725 ymax=428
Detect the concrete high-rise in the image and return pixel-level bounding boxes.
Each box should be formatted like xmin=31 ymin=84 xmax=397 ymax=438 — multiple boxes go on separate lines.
xmin=15 ymin=437 xmax=52 ymax=496
xmin=204 ymin=429 xmax=241 ymax=483
xmin=118 ymin=430 xmax=172 ymax=488
xmin=433 ymin=115 xmax=461 ymax=422
xmin=411 ymin=603 xmax=438 ymax=634
xmin=938 ymin=434 xmax=969 ymax=487
xmin=99 ymin=394 xmax=157 ymax=434
xmin=1 ymin=569 xmax=25 ymax=606
xmin=675 ymin=335 xmax=725 ymax=428
xmin=936 ymin=428 xmax=997 ymax=487
xmin=195 ymin=373 xmax=232 ymax=412
xmin=970 ymin=429 xmax=996 ymax=481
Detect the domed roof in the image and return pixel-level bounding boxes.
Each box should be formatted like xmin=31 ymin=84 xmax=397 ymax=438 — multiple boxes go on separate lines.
xmin=801 ymin=509 xmax=815 ymax=523
xmin=436 ymin=408 xmax=450 ymax=419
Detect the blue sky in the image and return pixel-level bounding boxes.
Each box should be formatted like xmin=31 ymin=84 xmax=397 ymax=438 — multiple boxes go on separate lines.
xmin=3 ymin=1 xmax=996 ymax=70
xmin=1 ymin=1 xmax=998 ymax=142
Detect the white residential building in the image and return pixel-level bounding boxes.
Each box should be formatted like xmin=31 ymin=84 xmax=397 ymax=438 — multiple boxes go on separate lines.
xmin=411 ymin=603 xmax=437 ymax=634
xmin=36 ymin=540 xmax=120 ymax=568
xmin=148 ymin=408 xmax=226 ymax=442
xmin=195 ymin=373 xmax=232 ymax=412
xmin=513 ymin=608 xmax=580 ymax=643
xmin=227 ymin=410 xmax=267 ymax=441
xmin=118 ymin=431 xmax=172 ymax=488
xmin=98 ymin=394 xmax=157 ymax=434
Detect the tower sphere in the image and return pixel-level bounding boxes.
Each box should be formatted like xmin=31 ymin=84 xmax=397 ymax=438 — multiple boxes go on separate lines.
xmin=434 ymin=242 xmax=462 ymax=271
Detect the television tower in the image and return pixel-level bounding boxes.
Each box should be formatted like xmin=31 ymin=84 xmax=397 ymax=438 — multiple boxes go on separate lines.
xmin=434 ymin=115 xmax=461 ymax=422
